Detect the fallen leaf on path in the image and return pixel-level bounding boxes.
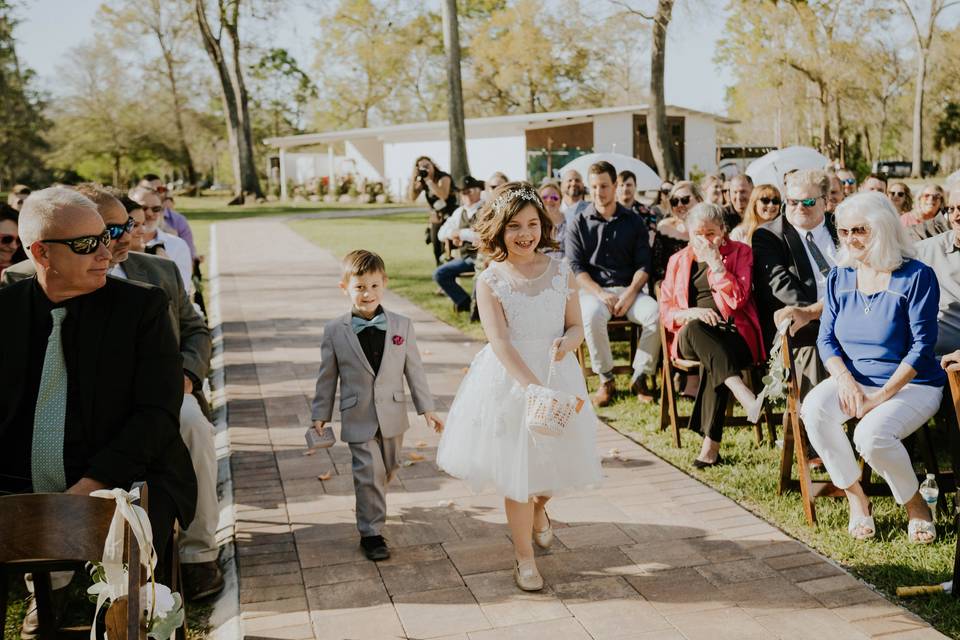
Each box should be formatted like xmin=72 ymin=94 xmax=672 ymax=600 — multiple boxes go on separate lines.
xmin=422 ymin=349 xmax=432 ymax=355
xmin=402 ymin=460 xmax=415 ymax=467
xmin=317 ymin=472 xmax=332 ymax=481
xmin=407 ymin=452 xmax=425 ymax=461
xmin=415 ymin=441 xmax=427 ymax=448
xmin=437 ymin=500 xmax=453 ymax=507
xmin=302 ymin=449 xmax=316 ymax=456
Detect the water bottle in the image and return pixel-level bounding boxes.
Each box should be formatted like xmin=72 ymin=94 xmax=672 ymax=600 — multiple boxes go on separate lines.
xmin=919 ymin=474 xmax=939 ymax=521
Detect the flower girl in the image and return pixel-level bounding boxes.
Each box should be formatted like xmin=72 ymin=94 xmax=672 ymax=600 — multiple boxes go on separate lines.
xmin=437 ymin=182 xmax=602 ymax=591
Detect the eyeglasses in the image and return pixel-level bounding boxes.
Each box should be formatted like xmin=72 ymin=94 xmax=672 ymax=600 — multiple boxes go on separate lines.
xmin=920 ymin=193 xmax=942 ymax=200
xmin=670 ymin=195 xmax=692 ymax=207
xmin=0 ymin=233 xmax=18 ymax=246
xmin=946 ymin=205 xmax=960 ymax=214
xmin=786 ymin=197 xmax=820 ymax=208
xmin=40 ymin=229 xmax=111 ymax=255
xmin=840 ymin=178 xmax=856 ymax=185
xmin=837 ymin=226 xmax=869 ymax=238
xmin=142 ymin=205 xmax=164 ymax=213
xmin=758 ymin=197 xmax=781 ymax=206
xmin=105 ymin=216 xmax=135 ymax=240
xmin=888 ymin=191 xmax=906 ymax=197
xmin=541 ymin=193 xmax=560 ymax=202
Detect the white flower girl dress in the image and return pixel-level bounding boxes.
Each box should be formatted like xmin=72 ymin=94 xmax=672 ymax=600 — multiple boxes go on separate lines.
xmin=437 ymin=256 xmax=602 ymax=501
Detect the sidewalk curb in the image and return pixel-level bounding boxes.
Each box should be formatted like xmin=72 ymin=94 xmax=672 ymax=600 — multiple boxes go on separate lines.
xmin=205 ymin=224 xmax=242 ymax=640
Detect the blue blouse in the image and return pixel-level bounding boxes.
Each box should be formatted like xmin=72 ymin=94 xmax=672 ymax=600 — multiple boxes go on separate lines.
xmin=817 ymin=259 xmax=945 ymax=388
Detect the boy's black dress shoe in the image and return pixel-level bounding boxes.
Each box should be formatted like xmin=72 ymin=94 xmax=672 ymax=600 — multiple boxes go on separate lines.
xmin=360 ymin=535 xmax=390 ymax=561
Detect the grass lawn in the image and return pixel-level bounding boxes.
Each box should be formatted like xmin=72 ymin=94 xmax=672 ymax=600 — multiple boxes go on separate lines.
xmin=287 ymin=211 xmax=960 ymax=639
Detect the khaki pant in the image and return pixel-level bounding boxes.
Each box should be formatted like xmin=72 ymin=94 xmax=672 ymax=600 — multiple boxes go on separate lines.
xmin=179 ymin=393 xmax=220 ymax=564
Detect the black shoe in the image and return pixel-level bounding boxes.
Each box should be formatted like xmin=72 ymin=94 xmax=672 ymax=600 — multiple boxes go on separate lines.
xmin=360 ymin=535 xmax=390 ymax=561
xmin=693 ymin=454 xmax=723 ymax=469
xmin=182 ymin=561 xmax=225 ymax=601
xmin=454 ymin=300 xmax=471 ymax=313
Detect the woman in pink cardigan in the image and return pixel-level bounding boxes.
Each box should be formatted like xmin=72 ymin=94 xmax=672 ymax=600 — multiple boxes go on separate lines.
xmin=660 ymin=203 xmax=766 ymax=467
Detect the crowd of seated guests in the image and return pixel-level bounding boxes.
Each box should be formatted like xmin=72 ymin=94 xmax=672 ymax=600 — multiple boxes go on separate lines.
xmin=440 ymin=160 xmax=960 ymax=544
xmin=0 ymin=178 xmax=222 ymax=638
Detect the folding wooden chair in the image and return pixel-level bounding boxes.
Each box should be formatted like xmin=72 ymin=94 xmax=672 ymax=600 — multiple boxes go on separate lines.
xmin=577 ymin=319 xmax=639 ymax=380
xmin=657 ymin=318 xmax=779 ymax=448
xmin=0 ymin=486 xmax=150 ymax=639
xmin=775 ymin=332 xmax=949 ymax=525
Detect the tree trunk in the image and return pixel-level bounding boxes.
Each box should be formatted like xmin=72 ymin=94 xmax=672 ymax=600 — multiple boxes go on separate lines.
xmin=226 ymin=11 xmax=263 ymax=199
xmin=647 ymin=0 xmax=680 ymax=180
xmin=441 ymin=0 xmax=469 ymax=186
xmin=910 ymin=48 xmax=927 ymax=177
xmin=194 ymin=0 xmax=262 ymax=201
xmin=817 ymin=81 xmax=831 ymax=156
xmin=159 ymin=44 xmax=198 ymax=193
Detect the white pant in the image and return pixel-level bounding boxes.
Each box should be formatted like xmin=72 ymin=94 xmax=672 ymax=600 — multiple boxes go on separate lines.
xmin=579 ymin=287 xmax=660 ymax=382
xmin=179 ymin=393 xmax=220 ymax=563
xmin=800 ymin=378 xmax=943 ymax=504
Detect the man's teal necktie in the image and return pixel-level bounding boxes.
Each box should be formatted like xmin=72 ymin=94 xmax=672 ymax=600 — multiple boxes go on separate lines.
xmin=32 ymin=307 xmax=68 ymax=493
xmin=351 ymin=313 xmax=387 ymax=334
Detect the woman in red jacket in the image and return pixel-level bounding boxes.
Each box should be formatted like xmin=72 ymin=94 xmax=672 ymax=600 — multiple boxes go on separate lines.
xmin=660 ymin=203 xmax=766 ymax=467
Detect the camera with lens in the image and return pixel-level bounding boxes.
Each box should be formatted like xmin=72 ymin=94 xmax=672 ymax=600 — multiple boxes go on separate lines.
xmin=417 ymin=168 xmax=429 ymax=181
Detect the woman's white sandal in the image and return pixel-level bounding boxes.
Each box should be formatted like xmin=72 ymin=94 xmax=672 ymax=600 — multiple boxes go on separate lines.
xmin=908 ymin=518 xmax=936 ymax=544
xmin=847 ymin=514 xmax=876 ymax=540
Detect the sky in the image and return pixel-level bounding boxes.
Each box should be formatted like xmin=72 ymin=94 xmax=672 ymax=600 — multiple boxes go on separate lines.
xmin=15 ymin=0 xmax=735 ymax=117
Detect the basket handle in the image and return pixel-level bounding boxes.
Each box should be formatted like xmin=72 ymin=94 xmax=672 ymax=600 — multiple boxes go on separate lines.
xmin=545 ymin=343 xmax=560 ymax=387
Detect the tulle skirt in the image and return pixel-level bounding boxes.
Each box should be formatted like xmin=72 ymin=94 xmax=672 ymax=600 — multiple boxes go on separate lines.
xmin=437 ymin=338 xmax=603 ymax=502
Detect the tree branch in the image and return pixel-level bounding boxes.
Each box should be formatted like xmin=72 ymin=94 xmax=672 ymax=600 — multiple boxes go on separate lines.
xmin=609 ymin=0 xmax=654 ymax=21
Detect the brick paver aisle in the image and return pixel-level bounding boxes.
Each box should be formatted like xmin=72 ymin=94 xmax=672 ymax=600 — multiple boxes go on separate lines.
xmin=215 ymin=219 xmax=947 ymax=640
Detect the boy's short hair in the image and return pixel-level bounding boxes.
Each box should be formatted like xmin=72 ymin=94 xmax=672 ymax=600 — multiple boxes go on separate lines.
xmin=341 ymin=249 xmax=386 ymax=281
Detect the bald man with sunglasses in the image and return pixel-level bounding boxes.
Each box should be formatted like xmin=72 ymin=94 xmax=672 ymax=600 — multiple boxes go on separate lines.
xmin=0 ymin=186 xmax=197 ymax=582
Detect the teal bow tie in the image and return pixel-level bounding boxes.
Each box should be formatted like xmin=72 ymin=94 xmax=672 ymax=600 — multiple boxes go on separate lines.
xmin=352 ymin=313 xmax=387 ymax=334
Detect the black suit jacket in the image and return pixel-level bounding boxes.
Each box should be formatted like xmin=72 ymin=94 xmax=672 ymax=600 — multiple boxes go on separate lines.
xmin=751 ymin=214 xmax=838 ymax=348
xmin=0 ymin=277 xmax=197 ymax=526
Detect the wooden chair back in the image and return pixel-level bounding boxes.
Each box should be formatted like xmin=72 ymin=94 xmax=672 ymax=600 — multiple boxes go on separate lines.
xmin=0 ymin=489 xmax=147 ymax=639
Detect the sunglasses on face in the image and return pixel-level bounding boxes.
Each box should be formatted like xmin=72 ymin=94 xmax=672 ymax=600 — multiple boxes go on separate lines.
xmin=105 ymin=216 xmax=135 ymax=240
xmin=670 ymin=195 xmax=692 ymax=207
xmin=921 ymin=193 xmax=942 ymax=200
xmin=840 ymin=178 xmax=856 ymax=185
xmin=946 ymin=205 xmax=960 ymax=214
xmin=888 ymin=191 xmax=906 ymax=197
xmin=787 ymin=197 xmax=819 ymax=208
xmin=143 ymin=205 xmax=164 ymax=213
xmin=0 ymin=233 xmax=17 ymax=246
xmin=40 ymin=229 xmax=111 ymax=255
xmin=541 ymin=193 xmax=560 ymax=202
xmin=837 ymin=226 xmax=869 ymax=238
xmin=758 ymin=197 xmax=781 ymax=206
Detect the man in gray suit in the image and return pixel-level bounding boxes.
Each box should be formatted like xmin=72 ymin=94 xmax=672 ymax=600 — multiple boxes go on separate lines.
xmin=2 ymin=185 xmax=223 ymax=600
xmin=311 ymin=250 xmax=442 ymax=560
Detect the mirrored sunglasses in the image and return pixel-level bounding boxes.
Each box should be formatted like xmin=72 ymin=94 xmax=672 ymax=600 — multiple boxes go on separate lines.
xmin=41 ymin=229 xmax=111 ymax=255
xmin=840 ymin=178 xmax=856 ymax=185
xmin=540 ymin=193 xmax=560 ymax=202
xmin=787 ymin=197 xmax=819 ymax=208
xmin=105 ymin=216 xmax=135 ymax=240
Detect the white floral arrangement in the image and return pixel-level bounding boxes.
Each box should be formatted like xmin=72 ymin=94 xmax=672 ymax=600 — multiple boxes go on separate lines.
xmin=759 ymin=319 xmax=793 ymax=403
xmin=86 ymin=488 xmax=184 ymax=640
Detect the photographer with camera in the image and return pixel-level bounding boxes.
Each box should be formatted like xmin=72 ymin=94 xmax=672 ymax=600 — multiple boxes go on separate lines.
xmin=409 ymin=156 xmax=459 ymax=265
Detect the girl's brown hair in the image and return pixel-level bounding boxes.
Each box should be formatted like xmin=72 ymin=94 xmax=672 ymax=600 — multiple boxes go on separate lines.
xmin=474 ymin=181 xmax=558 ymax=261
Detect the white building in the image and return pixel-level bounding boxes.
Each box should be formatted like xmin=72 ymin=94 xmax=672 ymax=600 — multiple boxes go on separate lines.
xmin=264 ymin=104 xmax=735 ymax=200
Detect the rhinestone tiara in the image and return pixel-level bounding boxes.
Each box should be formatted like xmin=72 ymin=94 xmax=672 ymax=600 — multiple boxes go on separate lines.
xmin=490 ymin=185 xmax=540 ymax=216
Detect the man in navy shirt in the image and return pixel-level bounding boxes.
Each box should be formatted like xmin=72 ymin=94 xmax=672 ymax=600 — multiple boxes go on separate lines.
xmin=566 ymin=161 xmax=660 ymax=406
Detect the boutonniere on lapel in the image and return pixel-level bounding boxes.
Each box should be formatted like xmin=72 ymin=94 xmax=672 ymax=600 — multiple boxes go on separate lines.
xmin=392 ymin=335 xmax=404 ymax=346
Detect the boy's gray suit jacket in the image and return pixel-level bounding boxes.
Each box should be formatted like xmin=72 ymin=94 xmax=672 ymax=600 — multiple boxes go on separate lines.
xmin=311 ymin=310 xmax=435 ymax=443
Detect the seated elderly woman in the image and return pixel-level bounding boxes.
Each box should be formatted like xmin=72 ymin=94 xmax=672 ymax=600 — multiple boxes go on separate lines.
xmin=730 ymin=184 xmax=781 ymax=245
xmin=801 ymin=192 xmax=945 ymax=543
xmin=660 ymin=203 xmax=766 ymax=467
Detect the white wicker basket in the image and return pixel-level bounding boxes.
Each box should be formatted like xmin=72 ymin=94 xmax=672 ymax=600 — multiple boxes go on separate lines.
xmin=525 ymin=346 xmax=585 ymax=437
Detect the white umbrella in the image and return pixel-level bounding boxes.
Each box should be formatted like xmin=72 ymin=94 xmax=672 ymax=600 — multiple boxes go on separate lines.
xmin=558 ymin=153 xmax=661 ymax=190
xmin=946 ymin=169 xmax=960 ymax=188
xmin=746 ymin=146 xmax=830 ymax=192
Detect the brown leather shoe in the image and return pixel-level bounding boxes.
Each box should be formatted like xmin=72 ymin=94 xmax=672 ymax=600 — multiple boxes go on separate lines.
xmin=630 ymin=378 xmax=655 ymax=403
xmin=593 ymin=380 xmax=616 ymax=407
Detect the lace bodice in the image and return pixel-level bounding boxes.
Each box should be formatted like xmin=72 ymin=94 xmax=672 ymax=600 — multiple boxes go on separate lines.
xmin=479 ymin=256 xmax=573 ymax=341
